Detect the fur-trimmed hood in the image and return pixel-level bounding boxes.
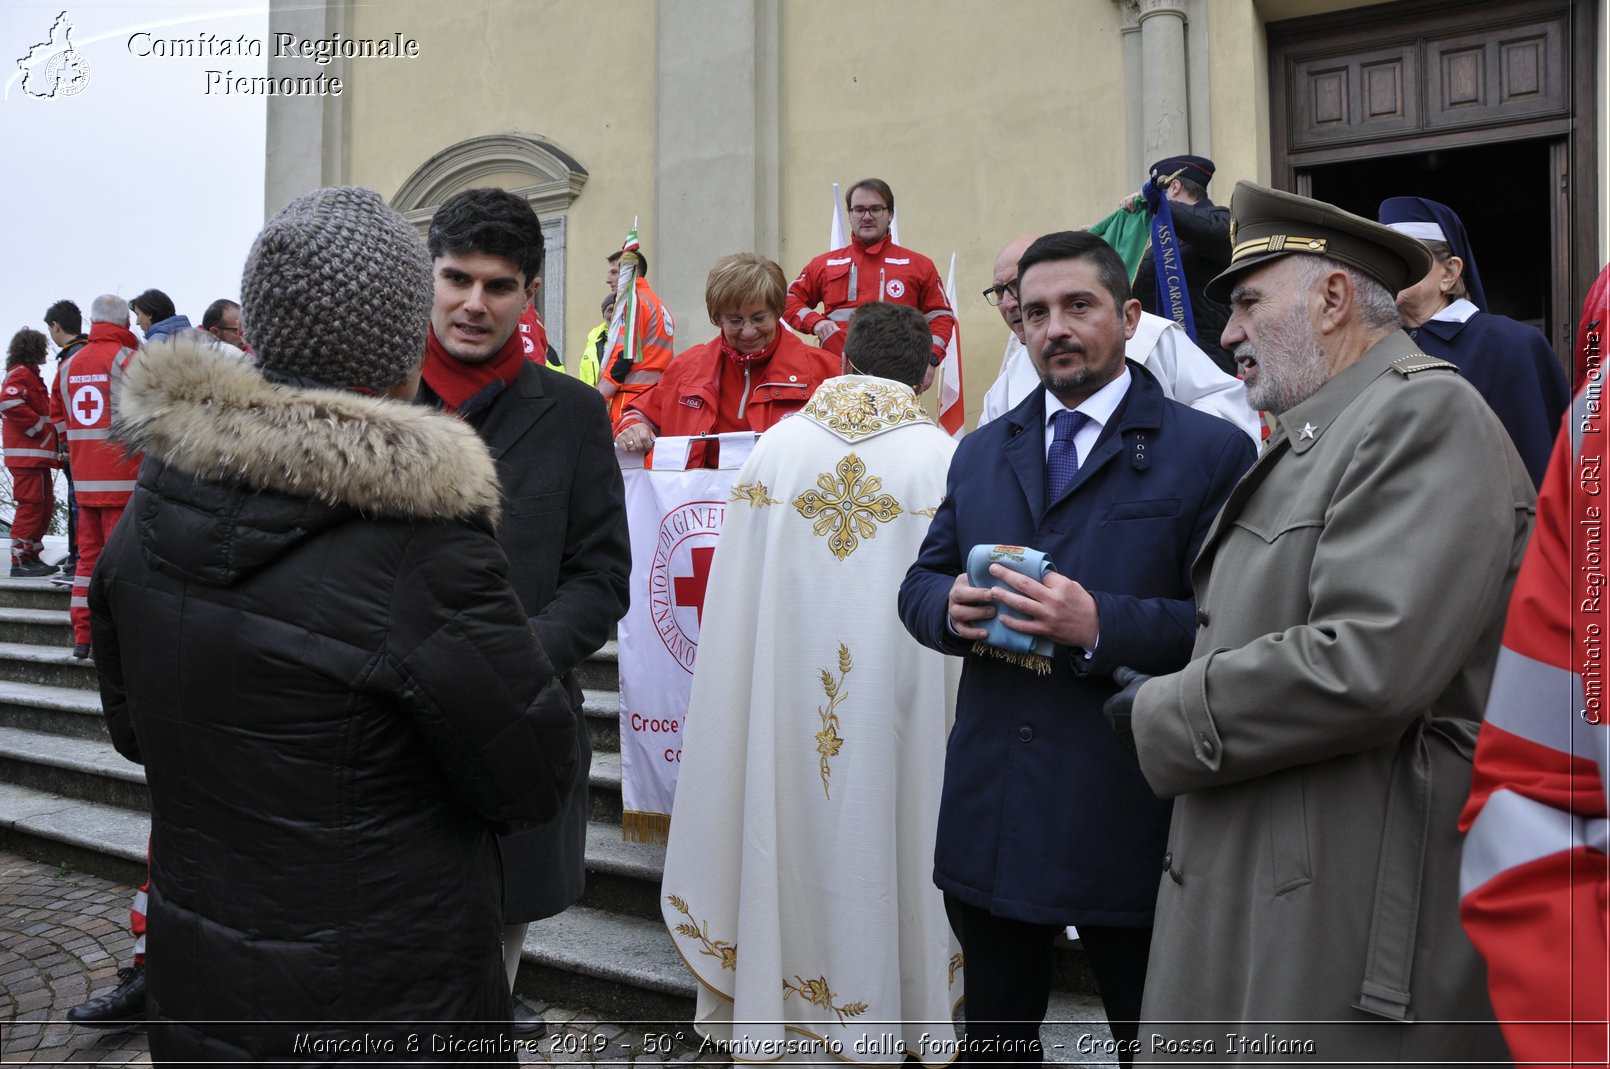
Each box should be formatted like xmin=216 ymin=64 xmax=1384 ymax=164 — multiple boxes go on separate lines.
xmin=115 ymin=335 xmax=500 ymax=523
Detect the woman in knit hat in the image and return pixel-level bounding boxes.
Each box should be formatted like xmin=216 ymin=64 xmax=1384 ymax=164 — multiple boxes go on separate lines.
xmin=88 ymin=186 xmax=578 ymax=1064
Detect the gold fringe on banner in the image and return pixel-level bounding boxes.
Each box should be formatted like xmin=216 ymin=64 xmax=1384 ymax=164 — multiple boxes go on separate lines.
xmin=970 ymin=641 xmax=1054 ymax=675
xmin=622 ymin=810 xmax=672 ymax=844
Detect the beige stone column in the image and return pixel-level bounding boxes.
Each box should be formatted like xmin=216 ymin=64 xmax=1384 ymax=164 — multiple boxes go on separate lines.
xmin=1137 ymin=0 xmax=1190 ymax=164
xmin=655 ymin=0 xmax=781 ymax=350
xmin=264 ymin=0 xmax=352 ymax=220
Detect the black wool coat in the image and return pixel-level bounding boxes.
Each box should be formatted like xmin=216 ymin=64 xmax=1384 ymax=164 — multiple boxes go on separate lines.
xmin=443 ymin=361 xmax=632 ymax=923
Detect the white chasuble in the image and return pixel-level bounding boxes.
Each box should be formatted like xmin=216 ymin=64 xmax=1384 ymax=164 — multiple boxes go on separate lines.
xmin=661 ymin=376 xmax=963 ymax=1065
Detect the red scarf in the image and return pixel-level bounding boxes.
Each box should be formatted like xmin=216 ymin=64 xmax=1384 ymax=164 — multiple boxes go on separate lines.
xmin=718 ymin=329 xmax=782 ymax=369
xmin=422 ymin=324 xmax=526 ymax=415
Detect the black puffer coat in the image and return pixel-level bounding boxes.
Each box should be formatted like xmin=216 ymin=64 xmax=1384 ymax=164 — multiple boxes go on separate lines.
xmin=89 ymin=338 xmax=579 ymax=1065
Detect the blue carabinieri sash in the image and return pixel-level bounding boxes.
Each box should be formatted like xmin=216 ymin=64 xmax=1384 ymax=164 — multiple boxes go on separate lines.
xmin=1144 ymin=179 xmax=1198 ymax=343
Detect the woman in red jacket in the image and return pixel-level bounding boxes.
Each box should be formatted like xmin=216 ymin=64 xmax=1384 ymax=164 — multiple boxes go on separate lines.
xmin=2 ymin=329 xmax=58 ymax=577
xmin=616 ymin=253 xmax=837 ymax=467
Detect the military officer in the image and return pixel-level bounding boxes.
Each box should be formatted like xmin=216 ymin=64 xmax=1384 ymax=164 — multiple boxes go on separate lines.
xmin=1107 ymin=183 xmax=1534 ymax=1063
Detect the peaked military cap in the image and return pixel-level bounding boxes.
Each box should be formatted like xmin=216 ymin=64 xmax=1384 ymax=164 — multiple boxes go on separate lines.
xmin=1149 ymin=154 xmax=1215 ymax=189
xmin=1207 ymin=181 xmax=1433 ymax=303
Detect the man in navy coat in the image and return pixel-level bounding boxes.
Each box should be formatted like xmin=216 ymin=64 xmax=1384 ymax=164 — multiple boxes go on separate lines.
xmin=899 ymin=231 xmax=1254 ymax=1065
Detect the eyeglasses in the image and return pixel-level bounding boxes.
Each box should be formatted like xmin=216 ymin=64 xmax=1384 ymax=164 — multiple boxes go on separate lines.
xmin=720 ymin=311 xmax=777 ymax=331
xmin=848 ymin=205 xmax=889 ymax=218
xmin=982 ymin=281 xmax=1017 ymax=307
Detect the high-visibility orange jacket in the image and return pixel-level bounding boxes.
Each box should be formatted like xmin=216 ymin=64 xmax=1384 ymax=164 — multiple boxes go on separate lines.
xmin=1460 ymin=370 xmax=1609 ymax=1069
xmin=600 ymin=277 xmax=675 ymax=424
xmin=0 ymin=363 xmax=57 ymax=469
xmin=785 ymin=235 xmax=956 ymax=364
xmin=59 ymin=321 xmax=141 ymax=507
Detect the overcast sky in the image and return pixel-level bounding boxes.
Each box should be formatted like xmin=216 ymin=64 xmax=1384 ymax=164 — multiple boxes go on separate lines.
xmin=2 ymin=3 xmax=268 ymax=352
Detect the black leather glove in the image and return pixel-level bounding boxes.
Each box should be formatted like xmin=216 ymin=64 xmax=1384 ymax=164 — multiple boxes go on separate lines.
xmin=1103 ymin=666 xmax=1152 ymax=755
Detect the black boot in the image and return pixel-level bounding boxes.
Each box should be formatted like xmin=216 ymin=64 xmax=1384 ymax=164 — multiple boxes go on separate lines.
xmin=67 ymin=963 xmax=145 ymax=1026
xmin=511 ymin=1000 xmax=549 ymax=1038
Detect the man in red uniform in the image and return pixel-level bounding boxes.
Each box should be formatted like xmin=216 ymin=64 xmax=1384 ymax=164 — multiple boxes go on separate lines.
xmin=62 ymin=294 xmax=140 ymax=659
xmin=785 ymin=177 xmax=956 ymax=369
xmin=60 ymin=295 xmax=149 ymax=1030
xmin=615 ymin=253 xmax=838 ymax=468
xmin=597 ymin=246 xmax=676 ymax=424
xmin=44 ymin=299 xmax=88 ymax=583
xmin=2 ymin=328 xmax=59 ymax=576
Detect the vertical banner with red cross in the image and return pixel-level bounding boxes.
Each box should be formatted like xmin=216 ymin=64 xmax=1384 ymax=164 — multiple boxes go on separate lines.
xmin=616 ymin=433 xmax=758 ymax=842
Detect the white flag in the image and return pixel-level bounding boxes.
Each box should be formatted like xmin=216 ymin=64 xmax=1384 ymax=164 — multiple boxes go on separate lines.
xmin=829 ymin=182 xmax=846 ymax=249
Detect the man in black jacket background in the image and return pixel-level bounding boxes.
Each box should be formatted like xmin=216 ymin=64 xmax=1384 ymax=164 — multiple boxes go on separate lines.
xmin=1125 ymin=155 xmax=1235 ymax=375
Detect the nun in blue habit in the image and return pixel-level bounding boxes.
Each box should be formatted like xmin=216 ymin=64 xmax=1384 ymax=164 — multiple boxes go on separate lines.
xmin=1379 ymin=195 xmax=1568 ymax=487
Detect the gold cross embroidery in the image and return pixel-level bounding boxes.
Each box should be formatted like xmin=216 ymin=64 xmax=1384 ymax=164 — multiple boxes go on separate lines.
xmin=793 ymin=453 xmax=903 ymax=560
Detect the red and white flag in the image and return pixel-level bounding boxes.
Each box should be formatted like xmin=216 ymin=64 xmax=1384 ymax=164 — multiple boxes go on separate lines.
xmin=936 ymin=252 xmax=966 ymax=438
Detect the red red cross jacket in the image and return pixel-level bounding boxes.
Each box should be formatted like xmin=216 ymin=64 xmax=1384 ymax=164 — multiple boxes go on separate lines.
xmin=618 ymin=331 xmax=837 ymax=468
xmin=1 ymin=363 xmax=58 ymax=470
xmin=60 ymin=321 xmax=142 ymax=507
xmin=1459 ymin=370 xmax=1609 ymax=1069
xmin=784 ymin=236 xmax=956 ymax=363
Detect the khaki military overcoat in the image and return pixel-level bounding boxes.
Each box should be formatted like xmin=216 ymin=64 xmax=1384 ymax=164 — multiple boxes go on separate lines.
xmin=1132 ymin=331 xmax=1535 ymax=1064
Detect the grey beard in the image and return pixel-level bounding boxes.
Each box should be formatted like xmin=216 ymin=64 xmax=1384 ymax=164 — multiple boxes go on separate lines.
xmin=1240 ymin=319 xmax=1329 ymax=415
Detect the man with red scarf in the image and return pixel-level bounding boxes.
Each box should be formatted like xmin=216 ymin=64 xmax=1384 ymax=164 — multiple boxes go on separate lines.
xmin=785 ymin=177 xmax=955 ymax=368
xmin=419 ymin=186 xmax=631 ymax=1035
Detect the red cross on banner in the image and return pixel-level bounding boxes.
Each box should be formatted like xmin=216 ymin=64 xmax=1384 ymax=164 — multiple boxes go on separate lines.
xmin=673 ymin=545 xmax=715 ymax=626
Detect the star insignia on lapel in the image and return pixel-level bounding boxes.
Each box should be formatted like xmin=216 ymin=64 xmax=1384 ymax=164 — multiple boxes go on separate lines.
xmin=1299 ymin=422 xmax=1317 ymax=440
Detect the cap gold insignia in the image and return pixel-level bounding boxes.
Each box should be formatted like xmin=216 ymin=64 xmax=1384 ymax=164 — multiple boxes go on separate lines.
xmin=1230 ymin=234 xmax=1329 ymax=264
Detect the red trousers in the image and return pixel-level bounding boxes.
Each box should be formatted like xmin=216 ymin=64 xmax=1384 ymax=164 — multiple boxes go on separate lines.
xmin=71 ymin=503 xmax=125 ymax=646
xmin=8 ymin=468 xmax=53 ymax=565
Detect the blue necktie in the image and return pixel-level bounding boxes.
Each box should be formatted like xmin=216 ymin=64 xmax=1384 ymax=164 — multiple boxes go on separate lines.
xmin=1046 ymin=409 xmax=1090 ymax=502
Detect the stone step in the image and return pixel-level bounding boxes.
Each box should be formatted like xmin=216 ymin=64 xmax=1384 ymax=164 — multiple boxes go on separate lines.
xmin=589 ymin=749 xmax=623 ymax=825
xmin=0 ymin=577 xmax=72 ymax=612
xmin=0 ymin=606 xmax=73 ymax=646
xmin=0 ymin=725 xmax=148 ymax=813
xmin=518 ymin=904 xmax=694 ymax=1022
xmin=583 ymin=689 xmax=620 ymax=753
xmin=580 ymin=819 xmax=664 ymax=921
xmin=0 ymin=781 xmax=148 ymax=888
xmin=0 ymin=679 xmax=107 ymax=740
xmin=0 ymin=641 xmax=98 ymax=690
xmin=573 ymin=639 xmax=618 ymax=692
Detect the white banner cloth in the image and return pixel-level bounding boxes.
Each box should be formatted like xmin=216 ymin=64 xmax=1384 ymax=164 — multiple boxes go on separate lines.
xmin=616 ymin=434 xmax=756 ymax=839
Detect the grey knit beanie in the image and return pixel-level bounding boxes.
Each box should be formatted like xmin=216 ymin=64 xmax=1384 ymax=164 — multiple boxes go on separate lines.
xmin=241 ymin=186 xmax=432 ymax=392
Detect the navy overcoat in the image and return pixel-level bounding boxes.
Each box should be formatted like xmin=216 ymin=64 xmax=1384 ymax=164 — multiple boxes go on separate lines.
xmin=898 ymin=361 xmax=1254 ymax=926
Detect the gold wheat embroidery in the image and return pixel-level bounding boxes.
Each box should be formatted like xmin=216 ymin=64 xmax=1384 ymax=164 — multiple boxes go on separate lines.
xmin=781 ymin=975 xmax=869 ymax=1025
xmin=730 ymin=482 xmax=780 ymax=508
xmin=793 ymin=453 xmax=902 ymax=560
xmin=815 ymin=644 xmax=852 ymax=798
xmin=666 ymin=895 xmax=737 ymax=971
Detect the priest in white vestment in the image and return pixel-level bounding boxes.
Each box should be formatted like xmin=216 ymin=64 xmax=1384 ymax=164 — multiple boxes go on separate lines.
xmin=662 ymin=302 xmax=962 ymax=1066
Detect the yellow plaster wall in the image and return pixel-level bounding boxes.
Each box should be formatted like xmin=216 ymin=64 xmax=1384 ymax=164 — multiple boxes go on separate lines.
xmin=1208 ymin=0 xmax=1273 ymax=189
xmin=343 ymin=0 xmax=658 ymax=366
xmin=777 ymin=0 xmax=1133 ymax=426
